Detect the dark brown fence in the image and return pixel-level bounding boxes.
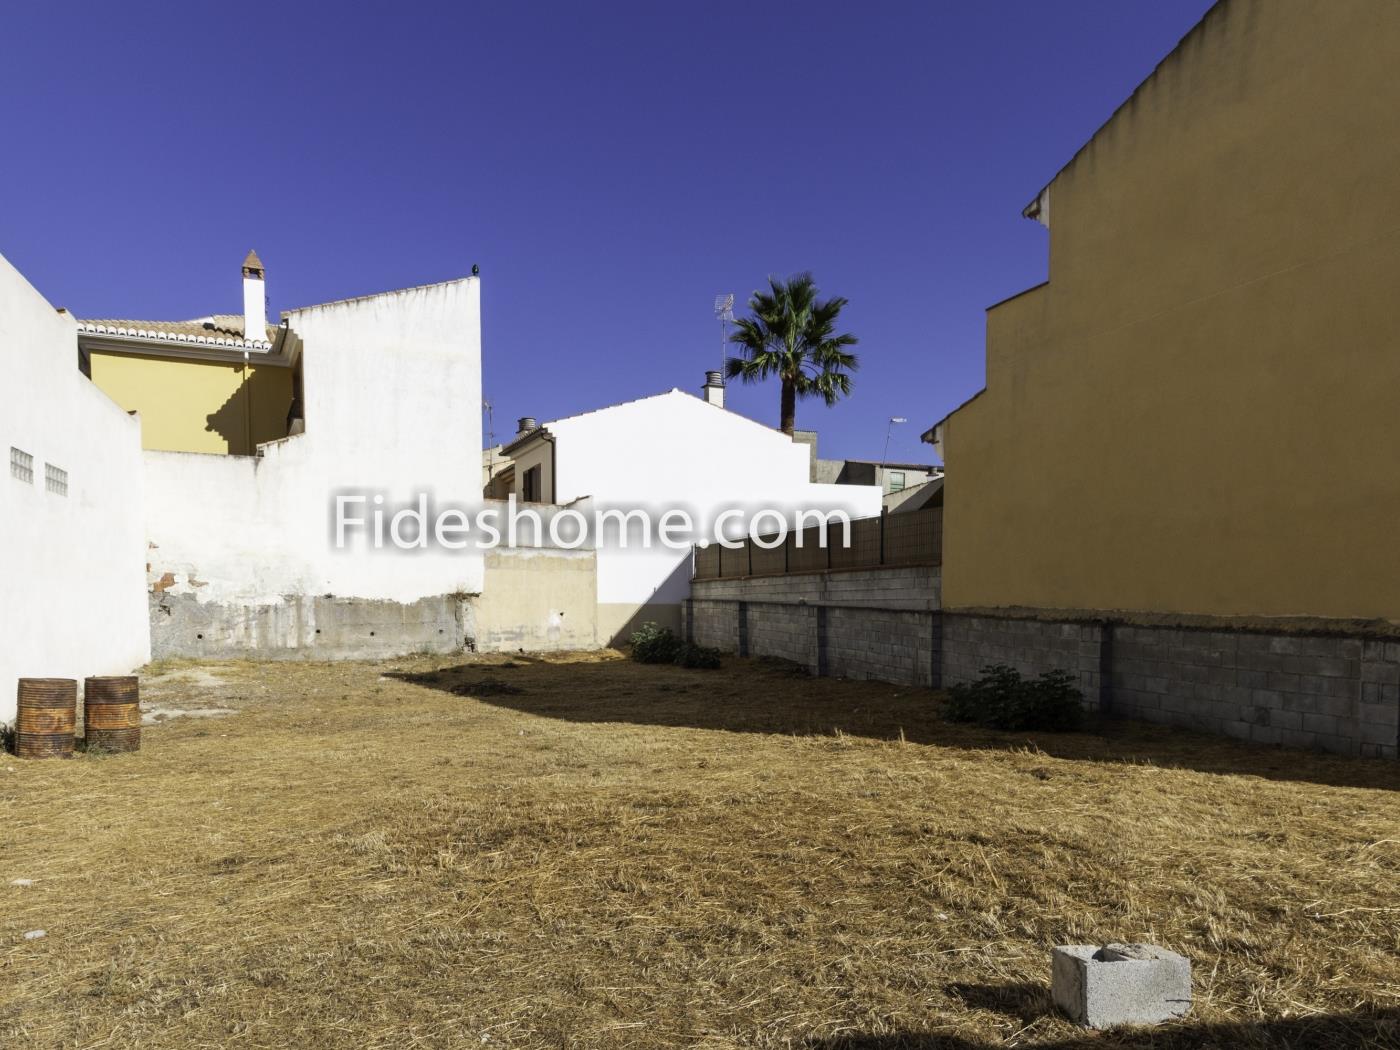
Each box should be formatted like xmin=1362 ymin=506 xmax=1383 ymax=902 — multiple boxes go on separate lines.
xmin=692 ymin=506 xmax=942 ymax=580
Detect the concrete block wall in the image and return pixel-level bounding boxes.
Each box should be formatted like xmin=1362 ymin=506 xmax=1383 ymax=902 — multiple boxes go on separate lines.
xmin=690 ymin=566 xmax=937 ymax=610
xmin=685 ymin=567 xmax=940 ymax=688
xmin=688 ymin=571 xmax=1399 ymax=759
xmin=942 ymin=614 xmax=1104 ymax=701
xmin=825 ymin=606 xmax=935 ymax=683
xmin=688 ymin=598 xmax=739 ymax=653
xmin=944 ymin=615 xmax=1398 ymax=759
xmin=745 ymin=603 xmax=819 ymax=672
xmin=1113 ymin=627 xmax=1400 ymax=759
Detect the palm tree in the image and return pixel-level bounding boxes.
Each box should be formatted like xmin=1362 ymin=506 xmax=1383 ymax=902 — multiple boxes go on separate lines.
xmin=725 ymin=273 xmax=859 ymax=436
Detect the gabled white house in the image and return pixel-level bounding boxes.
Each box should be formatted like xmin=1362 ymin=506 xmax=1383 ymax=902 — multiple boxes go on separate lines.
xmin=497 ymin=374 xmax=882 ymax=642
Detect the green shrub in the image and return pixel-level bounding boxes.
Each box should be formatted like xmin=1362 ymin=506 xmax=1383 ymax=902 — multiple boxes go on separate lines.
xmin=673 ymin=642 xmax=722 ymax=669
xmin=629 ymin=622 xmax=682 ymax=664
xmin=629 ymin=623 xmax=721 ymax=669
xmin=945 ymin=664 xmax=1084 ymax=731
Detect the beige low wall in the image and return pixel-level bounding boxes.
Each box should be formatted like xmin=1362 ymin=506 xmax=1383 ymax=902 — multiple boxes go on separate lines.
xmin=474 ymin=548 xmax=599 ymax=652
xmin=598 ymin=602 xmax=682 ymax=648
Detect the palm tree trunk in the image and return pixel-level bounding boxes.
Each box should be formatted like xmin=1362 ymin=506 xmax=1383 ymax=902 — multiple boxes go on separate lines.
xmin=779 ymin=379 xmax=796 ymax=436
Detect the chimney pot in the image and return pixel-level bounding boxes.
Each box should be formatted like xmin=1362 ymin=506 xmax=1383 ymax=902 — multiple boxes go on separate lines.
xmin=703 ymin=371 xmax=725 ymax=408
xmin=516 ymin=417 xmax=538 ymax=435
xmin=242 ymin=249 xmax=266 ymax=342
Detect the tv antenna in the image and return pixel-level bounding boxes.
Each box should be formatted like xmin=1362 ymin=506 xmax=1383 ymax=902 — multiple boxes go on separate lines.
xmin=483 ymin=399 xmax=497 ymax=460
xmin=714 ymin=293 xmax=735 ymax=378
xmin=883 ymin=416 xmax=908 ymax=464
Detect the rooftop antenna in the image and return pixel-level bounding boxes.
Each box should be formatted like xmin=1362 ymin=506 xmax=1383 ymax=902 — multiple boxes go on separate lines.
xmin=882 ymin=417 xmax=908 ymax=464
xmin=484 ymin=399 xmax=497 ymax=460
xmin=714 ymin=293 xmax=735 ymax=379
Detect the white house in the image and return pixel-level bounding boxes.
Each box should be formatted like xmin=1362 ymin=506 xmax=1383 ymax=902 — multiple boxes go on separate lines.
xmin=0 ymin=253 xmax=150 ymax=723
xmin=5 ymin=249 xmax=599 ymax=679
xmin=139 ymin=274 xmax=493 ymax=659
xmin=497 ymin=373 xmax=883 ymax=643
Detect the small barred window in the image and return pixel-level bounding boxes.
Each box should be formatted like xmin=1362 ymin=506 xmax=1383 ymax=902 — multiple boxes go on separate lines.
xmin=10 ymin=447 xmax=33 ymax=484
xmin=45 ymin=463 xmax=68 ymax=497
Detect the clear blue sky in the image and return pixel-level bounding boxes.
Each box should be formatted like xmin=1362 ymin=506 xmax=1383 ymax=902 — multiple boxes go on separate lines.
xmin=2 ymin=0 xmax=1213 ymax=464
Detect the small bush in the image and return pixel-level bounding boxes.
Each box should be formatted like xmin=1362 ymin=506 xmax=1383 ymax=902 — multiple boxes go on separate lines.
xmin=945 ymin=664 xmax=1084 ymax=731
xmin=673 ymin=642 xmax=722 ymax=670
xmin=629 ymin=622 xmax=682 ymax=664
xmin=629 ymin=623 xmax=721 ymax=669
xmin=1 ymin=722 xmax=13 ymax=755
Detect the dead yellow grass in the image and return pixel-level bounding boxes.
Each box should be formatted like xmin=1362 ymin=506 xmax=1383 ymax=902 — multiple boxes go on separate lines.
xmin=2 ymin=652 xmax=1398 ymax=1049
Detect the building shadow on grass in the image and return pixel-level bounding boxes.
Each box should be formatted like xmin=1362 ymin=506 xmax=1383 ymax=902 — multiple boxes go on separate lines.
xmin=387 ymin=656 xmax=1400 ymax=792
xmin=799 ymin=1004 xmax=1400 ymax=1049
xmin=944 ymin=981 xmax=1053 ymax=1024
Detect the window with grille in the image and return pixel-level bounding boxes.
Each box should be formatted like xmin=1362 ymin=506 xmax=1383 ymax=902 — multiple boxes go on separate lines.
xmin=888 ymin=470 xmax=906 ymax=493
xmin=45 ymin=463 xmax=68 ymax=496
xmin=10 ymin=447 xmax=33 ymax=483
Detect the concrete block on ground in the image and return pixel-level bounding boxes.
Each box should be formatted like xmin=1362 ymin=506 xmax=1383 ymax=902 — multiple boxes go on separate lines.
xmin=1052 ymin=943 xmax=1191 ymax=1028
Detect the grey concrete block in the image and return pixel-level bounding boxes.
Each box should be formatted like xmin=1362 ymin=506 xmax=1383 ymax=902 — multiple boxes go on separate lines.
xmin=1052 ymin=943 xmax=1191 ymax=1029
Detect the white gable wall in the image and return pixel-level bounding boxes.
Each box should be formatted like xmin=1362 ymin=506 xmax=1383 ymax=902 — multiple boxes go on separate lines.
xmin=141 ymin=277 xmax=487 ymax=657
xmin=0 ymin=253 xmax=149 ymax=723
xmin=543 ymin=391 xmax=881 ymax=643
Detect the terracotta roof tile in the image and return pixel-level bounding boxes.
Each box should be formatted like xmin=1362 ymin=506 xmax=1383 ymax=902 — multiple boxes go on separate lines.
xmin=78 ymin=315 xmax=279 ymax=344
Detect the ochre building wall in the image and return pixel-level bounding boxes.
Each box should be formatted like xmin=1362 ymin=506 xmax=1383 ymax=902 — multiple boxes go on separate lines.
xmin=89 ymin=351 xmax=292 ymax=455
xmin=942 ymin=0 xmax=1400 ymax=623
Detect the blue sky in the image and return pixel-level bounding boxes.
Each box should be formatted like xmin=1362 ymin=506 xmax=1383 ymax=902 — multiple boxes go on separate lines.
xmin=2 ymin=0 xmax=1213 ymax=464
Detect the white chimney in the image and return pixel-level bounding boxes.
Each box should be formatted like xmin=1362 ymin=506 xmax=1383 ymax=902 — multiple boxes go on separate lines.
xmin=241 ymin=249 xmax=266 ymax=342
xmin=703 ymin=370 xmax=725 ymax=408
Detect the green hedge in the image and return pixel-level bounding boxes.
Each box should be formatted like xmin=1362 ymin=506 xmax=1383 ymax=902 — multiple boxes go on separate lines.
xmin=945 ymin=664 xmax=1084 ymax=731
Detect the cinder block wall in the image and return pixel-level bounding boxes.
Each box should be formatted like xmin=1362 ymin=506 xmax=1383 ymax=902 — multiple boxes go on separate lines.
xmin=689 ymin=572 xmax=1399 ymax=759
xmin=1111 ymin=627 xmax=1399 ymax=759
xmin=687 ymin=598 xmax=739 ymax=655
xmin=745 ymin=603 xmax=819 ymax=673
xmin=686 ymin=566 xmax=939 ymax=687
xmin=942 ymin=614 xmax=1399 ymax=760
xmin=825 ymin=606 xmax=936 ymax=684
xmin=941 ymin=615 xmax=1104 ymax=704
xmin=693 ymin=566 xmax=938 ymax=609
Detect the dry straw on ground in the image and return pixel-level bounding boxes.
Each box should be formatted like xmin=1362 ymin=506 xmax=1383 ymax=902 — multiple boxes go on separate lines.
xmin=2 ymin=652 xmax=1398 ymax=1049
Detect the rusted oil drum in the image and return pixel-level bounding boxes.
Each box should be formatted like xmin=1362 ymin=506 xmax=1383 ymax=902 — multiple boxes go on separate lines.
xmin=84 ymin=676 xmax=141 ymax=753
xmin=15 ymin=679 xmax=77 ymax=759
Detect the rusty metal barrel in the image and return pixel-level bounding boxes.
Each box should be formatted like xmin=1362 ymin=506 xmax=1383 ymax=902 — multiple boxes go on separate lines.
xmin=15 ymin=679 xmax=77 ymax=759
xmin=84 ymin=676 xmax=141 ymax=753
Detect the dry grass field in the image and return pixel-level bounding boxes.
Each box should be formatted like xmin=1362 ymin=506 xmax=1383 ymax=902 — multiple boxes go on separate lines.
xmin=2 ymin=651 xmax=1398 ymax=1049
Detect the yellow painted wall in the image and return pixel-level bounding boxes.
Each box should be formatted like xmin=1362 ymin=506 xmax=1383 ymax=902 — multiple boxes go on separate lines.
xmin=89 ymin=352 xmax=293 ymax=455
xmin=942 ymin=0 xmax=1400 ymax=622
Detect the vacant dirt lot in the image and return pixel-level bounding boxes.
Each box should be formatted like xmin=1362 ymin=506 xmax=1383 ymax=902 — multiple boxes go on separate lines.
xmin=2 ymin=652 xmax=1398 ymax=1049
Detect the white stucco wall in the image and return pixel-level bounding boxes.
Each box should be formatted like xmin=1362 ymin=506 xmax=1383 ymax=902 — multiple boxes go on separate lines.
xmin=143 ymin=277 xmax=485 ymax=622
xmin=0 ymin=253 xmax=149 ymax=723
xmin=536 ymin=390 xmax=883 ymax=641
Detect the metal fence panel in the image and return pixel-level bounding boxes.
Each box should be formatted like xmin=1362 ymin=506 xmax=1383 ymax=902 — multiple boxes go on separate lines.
xmin=692 ymin=507 xmax=942 ymax=580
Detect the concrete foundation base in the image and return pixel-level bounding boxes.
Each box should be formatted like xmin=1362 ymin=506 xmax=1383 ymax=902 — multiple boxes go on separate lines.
xmin=150 ymin=591 xmax=474 ymax=661
xmin=1052 ymin=943 xmax=1191 ymax=1028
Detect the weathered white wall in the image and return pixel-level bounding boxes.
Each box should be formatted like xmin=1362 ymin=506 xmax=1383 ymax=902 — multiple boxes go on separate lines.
xmin=537 ymin=390 xmax=882 ymax=642
xmin=143 ymin=278 xmax=487 ymax=655
xmin=0 ymin=253 xmax=149 ymax=722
